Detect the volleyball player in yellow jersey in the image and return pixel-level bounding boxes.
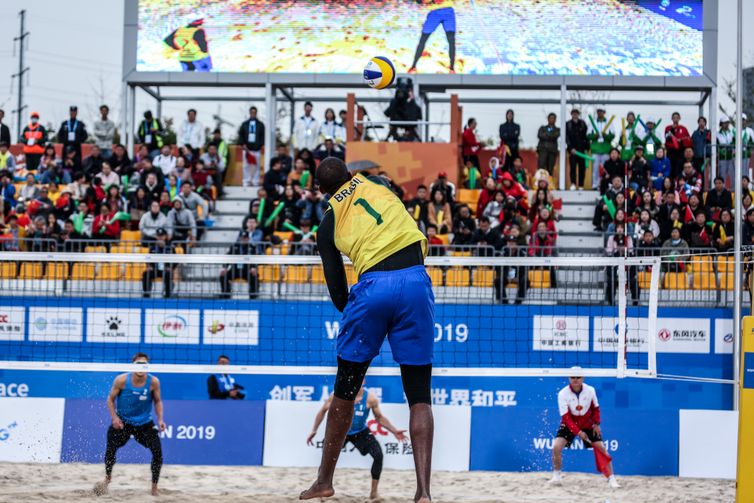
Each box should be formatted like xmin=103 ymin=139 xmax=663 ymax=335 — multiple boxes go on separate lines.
xmin=408 ymin=0 xmax=457 ymax=74
xmin=163 ymin=19 xmax=213 ymax=72
xmin=300 ymin=158 xmax=434 ymax=503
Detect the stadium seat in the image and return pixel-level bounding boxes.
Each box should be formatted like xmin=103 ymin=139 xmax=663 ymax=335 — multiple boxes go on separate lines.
xmin=97 ymin=263 xmax=122 ymax=280
xmin=259 ymin=265 xmax=280 ymax=283
xmin=528 ymin=269 xmax=551 ymax=288
xmin=45 ymin=263 xmax=69 ymax=280
xmin=457 ymin=189 xmax=480 ymax=211
xmin=449 ymin=250 xmax=471 ymax=257
xmin=663 ymin=272 xmax=688 ymax=289
xmin=312 ymin=267 xmax=326 ymax=284
xmin=473 ymin=268 xmax=494 ymax=288
xmin=718 ymin=256 xmax=733 ymax=273
xmin=110 ymin=244 xmax=130 ymax=254
xmin=689 ymin=255 xmax=713 ymax=273
xmin=426 ymin=267 xmax=444 ymax=286
xmin=124 ymin=263 xmax=147 ymax=281
xmin=18 ymin=262 xmax=43 ymax=280
xmin=719 ymin=272 xmax=734 ymax=291
xmin=692 ymin=272 xmax=717 ymax=290
xmin=84 ymin=246 xmax=108 ymax=254
xmin=284 ymin=265 xmax=309 ymax=283
xmin=71 ymin=263 xmax=96 ymax=280
xmin=344 ymin=265 xmax=358 ymax=285
xmin=637 ymin=271 xmax=652 ymax=290
xmin=436 ymin=234 xmax=450 ymax=245
xmin=135 ymin=246 xmax=149 ymax=254
xmin=120 ymin=230 xmax=141 ymax=242
xmin=274 ymin=231 xmax=294 ymax=242
xmin=0 ymin=262 xmax=16 ymax=279
xmin=446 ymin=267 xmax=470 ymax=287
xmin=174 ymin=246 xmax=185 ymax=254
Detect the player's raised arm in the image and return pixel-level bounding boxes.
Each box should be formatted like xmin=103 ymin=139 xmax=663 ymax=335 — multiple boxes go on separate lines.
xmin=316 ymin=211 xmax=349 ymax=312
xmin=369 ymin=394 xmax=408 ymax=442
xmin=307 ymin=394 xmax=335 ymax=445
xmin=151 ymin=376 xmax=166 ymax=432
xmin=106 ymin=375 xmax=126 ymax=430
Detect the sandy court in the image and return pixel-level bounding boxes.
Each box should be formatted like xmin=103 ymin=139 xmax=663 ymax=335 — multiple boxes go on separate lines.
xmin=0 ymin=463 xmax=734 ymax=503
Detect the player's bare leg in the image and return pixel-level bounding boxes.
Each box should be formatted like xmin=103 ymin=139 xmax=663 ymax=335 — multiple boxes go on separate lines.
xmin=369 ymin=478 xmax=380 ymax=500
xmin=550 ymin=437 xmax=567 ymax=484
xmin=151 ymin=482 xmax=159 ymax=496
xmin=92 ymin=475 xmax=110 ymax=496
xmin=409 ymin=402 xmax=433 ymax=502
xmin=300 ymin=396 xmax=355 ymax=500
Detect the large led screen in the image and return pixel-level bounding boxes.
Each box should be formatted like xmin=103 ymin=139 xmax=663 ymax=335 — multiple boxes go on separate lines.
xmin=136 ymin=0 xmax=703 ymax=76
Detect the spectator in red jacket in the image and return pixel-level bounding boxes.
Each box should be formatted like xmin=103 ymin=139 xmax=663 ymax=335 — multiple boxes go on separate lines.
xmin=92 ymin=202 xmax=121 ymax=243
xmin=499 ymin=172 xmax=529 ymax=212
xmin=664 ymin=112 xmax=692 ymax=179
xmin=531 ymin=207 xmax=557 ymax=239
xmin=529 ymin=221 xmax=556 ymax=257
xmin=462 ymin=118 xmax=481 ymax=169
xmin=476 ymin=177 xmax=497 ymax=217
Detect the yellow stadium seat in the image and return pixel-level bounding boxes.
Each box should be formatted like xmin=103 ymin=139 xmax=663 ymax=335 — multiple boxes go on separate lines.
xmin=110 ymin=245 xmax=130 ymax=254
xmin=135 ymin=246 xmax=149 ymax=254
xmin=45 ymin=263 xmax=69 ymax=280
xmin=174 ymin=246 xmax=185 ymax=254
xmin=689 ymin=255 xmax=713 ymax=273
xmin=259 ymin=265 xmax=280 ymax=283
xmin=436 ymin=234 xmax=450 ymax=245
xmin=473 ymin=268 xmax=494 ymax=288
xmin=450 ymin=250 xmax=471 ymax=257
xmin=124 ymin=263 xmax=147 ymax=281
xmin=97 ymin=263 xmax=123 ymax=280
xmin=0 ymin=262 xmax=17 ymax=279
xmin=692 ymin=272 xmax=717 ymax=290
xmin=284 ymin=265 xmax=309 ymax=283
xmin=637 ymin=271 xmax=652 ymax=290
xmin=426 ymin=267 xmax=444 ymax=286
xmin=718 ymin=256 xmax=733 ymax=273
xmin=312 ymin=267 xmax=326 ymax=284
xmin=528 ymin=269 xmax=551 ymax=288
xmin=84 ymin=246 xmax=108 ymax=254
xmin=446 ymin=267 xmax=470 ymax=287
xmin=19 ymin=262 xmax=42 ymax=280
xmin=344 ymin=265 xmax=358 ymax=285
xmin=719 ymin=272 xmax=734 ymax=291
xmin=457 ymin=189 xmax=481 ymax=209
xmin=71 ymin=263 xmax=96 ymax=280
xmin=663 ymin=272 xmax=688 ymax=289
xmin=274 ymin=231 xmax=294 ymax=242
xmin=120 ymin=230 xmax=141 ymax=243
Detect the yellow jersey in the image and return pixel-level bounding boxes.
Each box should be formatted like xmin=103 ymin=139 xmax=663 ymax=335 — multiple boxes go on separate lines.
xmin=174 ymin=27 xmax=209 ymax=62
xmin=328 ymin=174 xmax=427 ymax=276
xmin=427 ymin=0 xmax=455 ymax=11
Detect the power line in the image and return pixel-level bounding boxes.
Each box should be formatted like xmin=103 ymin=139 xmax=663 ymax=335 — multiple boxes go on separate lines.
xmin=27 ymin=49 xmax=120 ymax=69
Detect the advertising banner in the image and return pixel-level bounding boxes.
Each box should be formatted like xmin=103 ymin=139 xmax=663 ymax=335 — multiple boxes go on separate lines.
xmin=679 ymin=409 xmax=737 ymax=479
xmin=0 ymin=306 xmax=25 ymax=341
xmin=144 ymin=309 xmax=200 ymax=345
xmin=28 ymin=307 xmax=83 ymax=343
xmin=654 ymin=317 xmax=710 ymax=354
xmin=532 ymin=316 xmax=590 ymax=352
xmin=86 ymin=308 xmax=142 ymax=344
xmin=263 ymin=401 xmax=470 ymax=471
xmin=470 ymin=406 xmax=679 ymax=476
xmin=0 ymin=398 xmax=65 ymax=463
xmin=61 ymin=399 xmax=265 ymax=466
xmin=202 ymin=309 xmax=259 ymax=346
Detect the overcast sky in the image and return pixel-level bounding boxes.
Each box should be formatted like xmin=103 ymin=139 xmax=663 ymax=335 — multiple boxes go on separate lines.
xmin=0 ymin=0 xmax=751 ymax=147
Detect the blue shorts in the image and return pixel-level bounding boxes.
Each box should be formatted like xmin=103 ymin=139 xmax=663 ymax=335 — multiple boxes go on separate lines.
xmin=337 ymin=265 xmax=435 ymax=365
xmin=422 ymin=7 xmax=456 ymax=34
xmin=180 ymin=56 xmax=213 ymax=72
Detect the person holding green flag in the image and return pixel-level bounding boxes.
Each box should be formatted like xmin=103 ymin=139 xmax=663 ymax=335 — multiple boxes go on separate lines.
xmin=586 ymin=108 xmax=616 ymax=190
xmin=592 ymin=175 xmax=625 ymax=231
xmin=619 ymin=112 xmax=644 ymax=162
xmin=637 ymin=118 xmax=663 ymax=161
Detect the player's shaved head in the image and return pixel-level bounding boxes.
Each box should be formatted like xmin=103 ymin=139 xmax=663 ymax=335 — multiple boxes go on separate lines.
xmin=317 ymin=157 xmax=352 ymax=196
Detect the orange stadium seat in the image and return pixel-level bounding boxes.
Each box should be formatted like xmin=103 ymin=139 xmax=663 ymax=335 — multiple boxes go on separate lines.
xmin=120 ymin=230 xmax=141 ymax=243
xmin=311 ymin=267 xmax=326 ymax=284
xmin=284 ymin=265 xmax=309 ymax=283
xmin=718 ymin=256 xmax=733 ymax=273
xmin=637 ymin=271 xmax=652 ymax=290
xmin=71 ymin=263 xmax=96 ymax=280
xmin=426 ymin=267 xmax=444 ymax=286
xmin=528 ymin=269 xmax=551 ymax=288
xmin=689 ymin=255 xmax=712 ymax=273
xmin=473 ymin=268 xmax=494 ymax=288
xmin=84 ymin=246 xmax=108 ymax=254
xmin=97 ymin=263 xmax=123 ymax=281
xmin=124 ymin=263 xmax=147 ymax=281
xmin=446 ymin=267 xmax=470 ymax=287
xmin=18 ymin=262 xmax=43 ymax=280
xmin=663 ymin=272 xmax=688 ymax=289
xmin=45 ymin=263 xmax=69 ymax=280
xmin=0 ymin=262 xmax=17 ymax=279
xmin=259 ymin=265 xmax=280 ymax=283
xmin=692 ymin=272 xmax=716 ymax=290
xmin=719 ymin=272 xmax=735 ymax=291
xmin=344 ymin=265 xmax=358 ymax=285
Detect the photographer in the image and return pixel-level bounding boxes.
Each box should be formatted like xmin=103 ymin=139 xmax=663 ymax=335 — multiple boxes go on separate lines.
xmin=605 ymin=223 xmax=638 ymax=305
xmin=207 ymin=355 xmax=245 ymax=400
xmin=384 ymin=82 xmax=422 ymax=142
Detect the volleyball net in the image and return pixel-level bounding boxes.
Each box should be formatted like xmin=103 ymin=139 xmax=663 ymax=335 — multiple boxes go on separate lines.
xmin=0 ymin=251 xmax=664 ymax=378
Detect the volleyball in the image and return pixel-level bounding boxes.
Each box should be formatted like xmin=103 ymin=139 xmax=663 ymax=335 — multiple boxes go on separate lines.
xmin=363 ymin=56 xmax=396 ymax=90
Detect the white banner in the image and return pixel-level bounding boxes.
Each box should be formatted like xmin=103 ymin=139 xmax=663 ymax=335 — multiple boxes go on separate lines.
xmin=714 ymin=318 xmax=734 ymax=354
xmin=203 ymin=309 xmax=259 ymax=345
xmin=28 ymin=307 xmax=83 ymax=342
xmin=263 ymin=401 xmax=470 ymax=471
xmin=0 ymin=398 xmax=64 ymax=462
xmin=679 ymin=409 xmax=737 ymax=479
xmin=655 ymin=318 xmax=710 ymax=354
xmin=86 ymin=308 xmax=142 ymax=343
xmin=592 ymin=317 xmax=649 ymax=353
xmin=0 ymin=306 xmax=25 ymax=341
xmin=533 ymin=316 xmax=589 ymax=351
xmin=144 ymin=309 xmax=200 ymax=345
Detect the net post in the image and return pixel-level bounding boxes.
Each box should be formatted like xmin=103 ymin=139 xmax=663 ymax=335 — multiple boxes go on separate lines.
xmin=647 ymin=256 xmax=661 ymax=377
xmin=616 ymin=257 xmax=627 ymax=378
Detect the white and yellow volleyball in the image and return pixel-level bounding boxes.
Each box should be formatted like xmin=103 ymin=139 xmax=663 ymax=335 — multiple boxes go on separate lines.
xmin=363 ymin=56 xmax=396 ymax=90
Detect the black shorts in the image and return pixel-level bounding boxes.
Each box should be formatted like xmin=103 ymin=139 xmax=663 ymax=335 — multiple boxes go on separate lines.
xmin=108 ymin=420 xmax=162 ymax=450
xmin=344 ymin=428 xmax=381 ymax=456
xmin=556 ymin=424 xmax=602 ymax=447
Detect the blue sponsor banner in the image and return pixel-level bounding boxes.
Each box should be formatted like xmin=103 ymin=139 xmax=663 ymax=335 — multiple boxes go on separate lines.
xmin=61 ymin=399 xmax=264 ymax=465
xmin=637 ymin=0 xmax=703 ymax=31
xmin=744 ymin=353 xmax=754 ymax=389
xmin=470 ymin=406 xmax=679 ymax=476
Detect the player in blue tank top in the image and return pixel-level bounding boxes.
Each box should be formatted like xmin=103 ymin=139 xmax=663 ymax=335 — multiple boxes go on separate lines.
xmin=94 ymin=353 xmax=166 ymax=497
xmin=307 ymin=380 xmax=407 ymax=500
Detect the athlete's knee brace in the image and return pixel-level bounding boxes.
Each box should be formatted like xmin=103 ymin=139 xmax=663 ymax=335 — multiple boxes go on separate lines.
xmin=400 ymin=364 xmax=432 ymax=406
xmin=334 ymin=357 xmax=371 ymax=400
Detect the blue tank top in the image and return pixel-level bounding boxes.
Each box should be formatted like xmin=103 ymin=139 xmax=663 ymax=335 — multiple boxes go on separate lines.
xmin=348 ymin=389 xmax=370 ymax=436
xmin=116 ymin=374 xmax=153 ymax=426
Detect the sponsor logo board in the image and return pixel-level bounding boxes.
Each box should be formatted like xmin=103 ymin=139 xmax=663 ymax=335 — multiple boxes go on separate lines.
xmin=714 ymin=318 xmax=734 ymax=354
xmin=28 ymin=307 xmax=83 ymax=342
xmin=593 ymin=317 xmax=649 ymax=353
xmin=0 ymin=398 xmax=65 ymax=462
xmin=86 ymin=308 xmax=141 ymax=343
xmin=144 ymin=309 xmax=199 ymax=344
xmin=203 ymin=310 xmax=259 ymax=345
xmin=0 ymin=306 xmax=25 ymax=341
xmin=533 ymin=316 xmax=589 ymax=351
